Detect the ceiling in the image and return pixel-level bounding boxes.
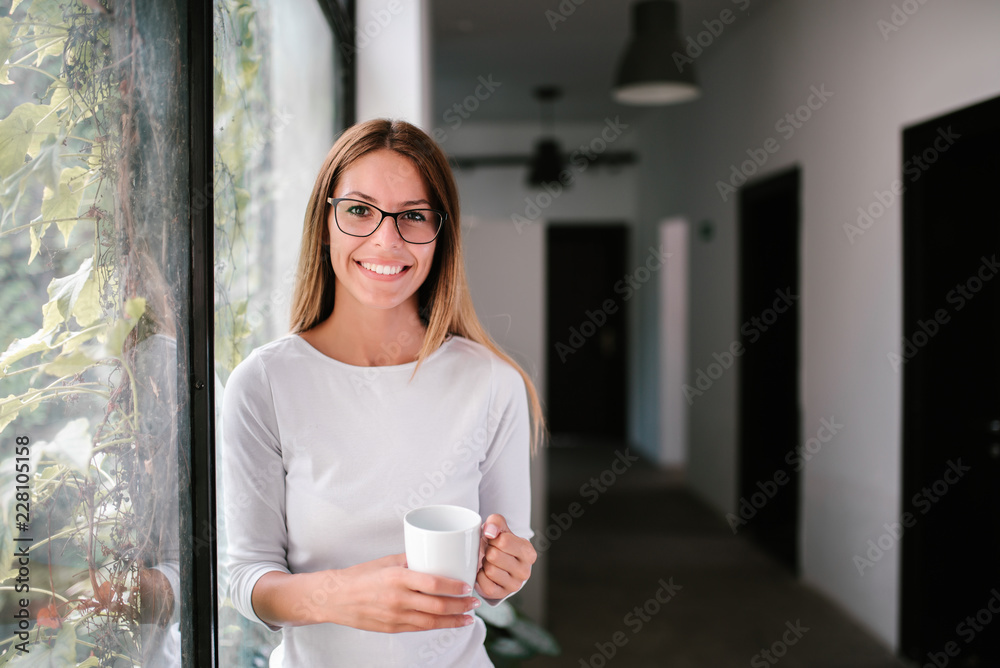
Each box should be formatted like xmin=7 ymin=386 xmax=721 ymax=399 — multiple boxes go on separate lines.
xmin=431 ymin=0 xmax=753 ymax=124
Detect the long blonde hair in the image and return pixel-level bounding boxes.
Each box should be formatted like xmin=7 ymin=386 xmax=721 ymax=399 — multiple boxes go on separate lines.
xmin=290 ymin=119 xmax=545 ymax=453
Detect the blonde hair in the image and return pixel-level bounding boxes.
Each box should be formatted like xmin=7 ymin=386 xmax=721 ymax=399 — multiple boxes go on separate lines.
xmin=290 ymin=119 xmax=545 ymax=453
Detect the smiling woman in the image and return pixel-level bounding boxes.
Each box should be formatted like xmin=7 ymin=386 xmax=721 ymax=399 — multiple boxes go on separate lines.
xmin=220 ymin=119 xmax=545 ymax=666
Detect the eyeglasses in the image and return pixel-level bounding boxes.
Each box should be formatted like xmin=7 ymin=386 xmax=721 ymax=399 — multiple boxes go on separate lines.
xmin=327 ymin=197 xmax=446 ymax=244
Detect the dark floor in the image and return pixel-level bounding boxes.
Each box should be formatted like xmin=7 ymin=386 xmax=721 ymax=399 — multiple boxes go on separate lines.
xmin=521 ymin=439 xmax=909 ymax=668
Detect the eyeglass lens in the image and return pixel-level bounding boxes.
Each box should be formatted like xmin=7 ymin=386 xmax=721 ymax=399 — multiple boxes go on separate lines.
xmin=334 ymin=199 xmax=442 ymax=243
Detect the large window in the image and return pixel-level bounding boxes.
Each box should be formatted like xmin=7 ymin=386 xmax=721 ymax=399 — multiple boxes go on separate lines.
xmin=0 ymin=1 xmax=349 ymax=664
xmin=213 ymin=0 xmax=344 ymax=664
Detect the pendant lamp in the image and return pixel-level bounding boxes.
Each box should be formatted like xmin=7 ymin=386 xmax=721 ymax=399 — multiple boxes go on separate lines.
xmin=527 ymin=86 xmax=565 ymax=188
xmin=613 ymin=0 xmax=700 ymax=105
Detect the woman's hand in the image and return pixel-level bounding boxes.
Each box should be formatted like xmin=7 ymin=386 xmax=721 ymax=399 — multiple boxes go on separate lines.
xmin=253 ymin=554 xmax=480 ymax=633
xmin=475 ymin=514 xmax=536 ymax=601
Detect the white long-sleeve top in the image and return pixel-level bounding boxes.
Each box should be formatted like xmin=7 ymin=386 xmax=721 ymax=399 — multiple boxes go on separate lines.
xmin=221 ymin=334 xmax=533 ymax=667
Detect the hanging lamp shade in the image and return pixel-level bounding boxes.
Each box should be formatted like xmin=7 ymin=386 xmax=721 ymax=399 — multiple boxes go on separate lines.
xmin=613 ymin=0 xmax=700 ymax=105
xmin=528 ymin=138 xmax=564 ymax=187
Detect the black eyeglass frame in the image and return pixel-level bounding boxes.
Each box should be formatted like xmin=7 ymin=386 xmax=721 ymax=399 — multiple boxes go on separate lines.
xmin=327 ymin=197 xmax=447 ymax=244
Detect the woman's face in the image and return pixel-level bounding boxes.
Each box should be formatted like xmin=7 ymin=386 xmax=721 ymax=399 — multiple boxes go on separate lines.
xmin=327 ymin=149 xmax=438 ymax=315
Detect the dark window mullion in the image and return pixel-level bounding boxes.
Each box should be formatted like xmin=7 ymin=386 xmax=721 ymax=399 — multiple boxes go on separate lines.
xmin=185 ymin=0 xmax=218 ymax=664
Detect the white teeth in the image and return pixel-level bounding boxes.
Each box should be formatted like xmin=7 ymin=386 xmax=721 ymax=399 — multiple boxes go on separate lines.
xmin=360 ymin=261 xmax=404 ymax=276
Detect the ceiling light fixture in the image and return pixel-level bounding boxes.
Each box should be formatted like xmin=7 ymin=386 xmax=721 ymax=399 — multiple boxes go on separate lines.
xmin=613 ymin=0 xmax=700 ymax=106
xmin=527 ymin=86 xmax=565 ymax=188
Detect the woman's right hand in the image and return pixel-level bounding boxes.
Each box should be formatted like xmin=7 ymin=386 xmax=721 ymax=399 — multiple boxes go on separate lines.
xmin=253 ymin=554 xmax=480 ymax=633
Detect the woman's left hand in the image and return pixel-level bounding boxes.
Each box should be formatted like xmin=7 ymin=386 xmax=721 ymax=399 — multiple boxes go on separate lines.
xmin=475 ymin=514 xmax=536 ymax=600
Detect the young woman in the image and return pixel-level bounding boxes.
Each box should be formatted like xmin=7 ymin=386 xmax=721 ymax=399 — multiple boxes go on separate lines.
xmin=222 ymin=119 xmax=543 ymax=666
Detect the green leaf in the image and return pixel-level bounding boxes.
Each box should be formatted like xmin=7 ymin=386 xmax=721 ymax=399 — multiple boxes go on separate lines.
xmin=124 ymin=296 xmax=146 ymax=321
xmin=475 ymin=598 xmax=516 ymax=627
xmin=0 ymin=394 xmax=28 ymax=434
xmin=0 ymin=325 xmax=55 ymax=372
xmin=24 ymin=108 xmax=60 ymax=161
xmin=1 ymin=137 xmax=62 ymax=229
xmin=75 ymin=657 xmax=100 ymax=668
xmin=71 ymin=273 xmax=101 ymax=327
xmin=47 ymin=84 xmax=72 ymax=117
xmin=488 ymin=636 xmax=533 ymax=659
xmin=0 ymin=103 xmax=60 ymax=181
xmin=23 ymin=0 xmax=63 ymax=26
xmin=43 ymin=349 xmax=97 ymax=378
xmin=41 ymin=167 xmax=89 ymax=244
xmin=506 ymin=618 xmax=560 ymax=655
xmin=0 ymin=103 xmax=48 ymax=177
xmin=54 ymin=325 xmax=103 ymax=354
xmin=40 ymin=299 xmax=65 ymax=333
xmin=0 ymin=18 xmax=17 ymax=86
xmin=27 ymin=220 xmax=48 ymax=265
xmin=10 ymin=0 xmax=33 ymax=15
xmin=35 ymin=418 xmax=91 ymax=474
xmin=33 ymin=33 xmax=66 ymax=68
xmin=45 ymin=257 xmax=93 ymax=327
xmin=101 ymin=297 xmax=145 ymax=355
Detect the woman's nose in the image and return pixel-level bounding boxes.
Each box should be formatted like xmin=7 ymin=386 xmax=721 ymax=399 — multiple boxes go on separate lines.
xmin=371 ymin=213 xmax=404 ymax=247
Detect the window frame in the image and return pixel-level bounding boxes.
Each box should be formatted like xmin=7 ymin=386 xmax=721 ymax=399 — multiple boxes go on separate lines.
xmin=184 ymin=1 xmax=355 ymax=663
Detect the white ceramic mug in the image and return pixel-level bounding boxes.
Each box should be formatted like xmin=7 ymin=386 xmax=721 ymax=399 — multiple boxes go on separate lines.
xmin=403 ymin=505 xmax=482 ymax=588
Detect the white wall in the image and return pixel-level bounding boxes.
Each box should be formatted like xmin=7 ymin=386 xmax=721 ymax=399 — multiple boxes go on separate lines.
xmin=658 ymin=219 xmax=689 ymax=468
xmin=268 ymin=0 xmax=335 ymax=337
xmin=635 ymin=0 xmax=1000 ymax=648
xmin=453 ymin=120 xmax=643 ymax=621
xmin=462 ymin=219 xmax=547 ymax=621
xmin=356 ymin=0 xmax=432 ymax=128
xmin=445 ymin=121 xmax=653 ymax=451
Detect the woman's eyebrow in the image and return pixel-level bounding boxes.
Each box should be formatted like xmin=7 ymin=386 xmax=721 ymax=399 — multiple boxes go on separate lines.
xmin=340 ymin=192 xmax=431 ymax=208
xmin=341 ymin=190 xmax=377 ymax=203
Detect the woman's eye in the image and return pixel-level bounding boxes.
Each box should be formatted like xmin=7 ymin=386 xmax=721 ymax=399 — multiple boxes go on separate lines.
xmin=347 ymin=205 xmax=371 ymax=216
xmin=401 ymin=211 xmax=427 ymax=222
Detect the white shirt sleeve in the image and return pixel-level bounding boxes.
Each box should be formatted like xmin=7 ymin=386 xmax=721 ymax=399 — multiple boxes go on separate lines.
xmin=220 ymin=352 xmax=291 ymax=629
xmin=477 ymin=355 xmax=534 ymax=606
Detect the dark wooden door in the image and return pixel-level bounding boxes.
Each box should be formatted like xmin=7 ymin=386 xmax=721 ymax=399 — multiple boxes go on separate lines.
xmin=738 ymin=167 xmax=802 ymax=574
xmin=901 ymin=94 xmax=1000 ymax=666
xmin=546 ymin=225 xmax=628 ymax=440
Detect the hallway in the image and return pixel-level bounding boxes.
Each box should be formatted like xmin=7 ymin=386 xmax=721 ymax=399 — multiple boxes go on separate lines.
xmin=523 ymin=441 xmax=908 ymax=668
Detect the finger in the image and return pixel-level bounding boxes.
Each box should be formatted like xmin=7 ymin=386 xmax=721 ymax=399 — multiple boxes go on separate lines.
xmin=483 ymin=544 xmax=523 ymax=579
xmin=402 ymin=590 xmax=481 ymax=617
xmin=482 ymin=513 xmax=509 ymax=540
xmin=478 ymin=533 xmax=489 ymax=571
xmin=380 ymin=610 xmax=477 ymax=633
xmin=487 ymin=532 xmax=537 ymax=565
xmin=404 ymin=571 xmax=474 ymax=597
xmin=476 ymin=565 xmax=516 ymax=599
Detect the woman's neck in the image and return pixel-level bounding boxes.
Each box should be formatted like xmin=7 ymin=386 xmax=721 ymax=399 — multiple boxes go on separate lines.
xmin=300 ymin=298 xmax=427 ymax=366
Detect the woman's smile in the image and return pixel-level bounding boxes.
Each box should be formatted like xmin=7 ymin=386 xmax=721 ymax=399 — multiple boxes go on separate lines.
xmin=356 ymin=259 xmax=410 ymax=278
